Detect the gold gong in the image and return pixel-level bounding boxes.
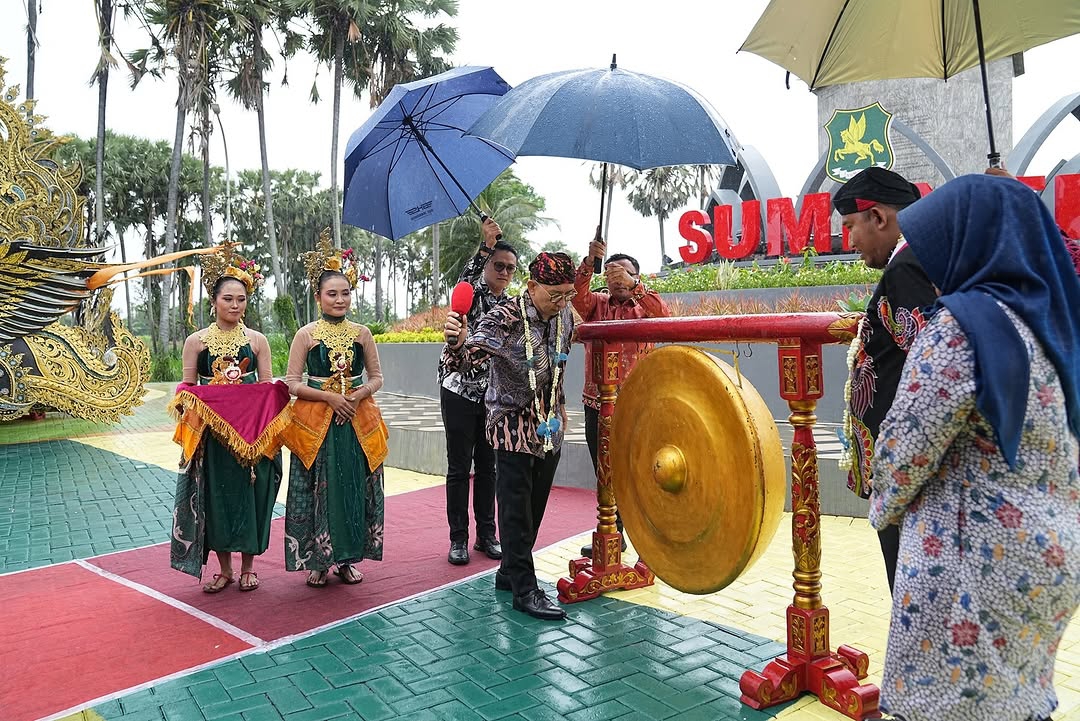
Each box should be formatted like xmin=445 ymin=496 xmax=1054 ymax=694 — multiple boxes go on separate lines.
xmin=610 ymin=345 xmax=786 ymax=594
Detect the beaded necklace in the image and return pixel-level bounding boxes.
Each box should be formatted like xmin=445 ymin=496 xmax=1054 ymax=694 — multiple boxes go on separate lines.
xmin=520 ymin=294 xmax=568 ymax=452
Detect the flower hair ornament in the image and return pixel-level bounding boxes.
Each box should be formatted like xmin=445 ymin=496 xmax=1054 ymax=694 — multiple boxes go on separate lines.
xmin=300 ymin=228 xmax=359 ymax=289
xmin=200 ymin=241 xmax=265 ymax=296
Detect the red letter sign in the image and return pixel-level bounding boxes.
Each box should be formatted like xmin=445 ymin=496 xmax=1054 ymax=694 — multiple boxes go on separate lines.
xmin=766 ymin=193 xmax=832 ymax=256
xmin=1057 ymin=174 xmax=1080 ymax=239
xmin=678 ymin=209 xmax=713 ymax=264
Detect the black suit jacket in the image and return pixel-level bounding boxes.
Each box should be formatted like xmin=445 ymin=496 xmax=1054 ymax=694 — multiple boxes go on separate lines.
xmin=846 ymin=244 xmax=937 ymax=498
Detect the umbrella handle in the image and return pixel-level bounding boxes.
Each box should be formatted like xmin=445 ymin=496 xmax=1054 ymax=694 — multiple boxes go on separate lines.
xmin=479 ymin=211 xmax=503 ymax=241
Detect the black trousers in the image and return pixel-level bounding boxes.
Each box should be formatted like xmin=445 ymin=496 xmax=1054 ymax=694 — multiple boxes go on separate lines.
xmin=440 ymin=387 xmax=496 ymax=543
xmin=878 ymin=522 xmax=900 ymax=595
xmin=496 ymin=449 xmax=561 ymax=597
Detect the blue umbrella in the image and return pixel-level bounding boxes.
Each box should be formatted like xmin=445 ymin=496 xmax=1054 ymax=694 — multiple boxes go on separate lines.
xmin=467 ymin=56 xmax=739 ymax=269
xmin=342 ymin=66 xmax=515 ymax=242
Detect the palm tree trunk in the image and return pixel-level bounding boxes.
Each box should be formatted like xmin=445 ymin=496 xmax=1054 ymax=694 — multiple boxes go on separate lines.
xmin=25 ymin=0 xmax=37 ymax=100
xmin=157 ymin=82 xmax=187 ymax=349
xmin=253 ymin=26 xmax=284 ymax=296
xmin=201 ymin=109 xmax=213 ymax=248
xmin=116 ymin=223 xmax=131 ymax=322
xmin=94 ymin=0 xmax=112 ymax=248
xmin=330 ymin=29 xmax=344 ymax=248
xmin=658 ymin=215 xmax=667 ymax=268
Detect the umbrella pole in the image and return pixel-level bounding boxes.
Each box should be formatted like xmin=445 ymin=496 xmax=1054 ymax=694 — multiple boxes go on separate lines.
xmin=595 ymin=163 xmax=608 ymax=274
xmin=405 ymin=116 xmax=503 ymax=237
xmin=971 ymin=0 xmax=1000 ymax=168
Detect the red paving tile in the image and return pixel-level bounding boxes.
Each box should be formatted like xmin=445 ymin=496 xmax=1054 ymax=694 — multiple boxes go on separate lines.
xmin=0 ymin=563 xmax=252 ymax=721
xmin=91 ymin=484 xmax=598 ymax=642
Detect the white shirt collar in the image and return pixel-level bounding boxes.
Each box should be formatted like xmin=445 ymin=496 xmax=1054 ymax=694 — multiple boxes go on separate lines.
xmin=888 ymin=236 xmax=908 ymax=265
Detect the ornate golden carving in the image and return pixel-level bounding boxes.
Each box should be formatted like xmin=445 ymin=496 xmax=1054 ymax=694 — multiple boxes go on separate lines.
xmin=812 ymin=614 xmax=828 ymax=655
xmin=821 ymin=680 xmax=838 ymax=707
xmin=790 ymin=438 xmax=823 ymax=610
xmin=560 ymin=567 xmax=654 ymax=601
xmin=3 ymin=312 xmax=150 ymax=423
xmin=779 ymin=673 xmax=798 ymax=700
xmin=827 ymin=313 xmax=862 ymax=342
xmin=805 ymin=355 xmax=821 ymax=395
xmin=790 ymin=613 xmax=806 ymax=655
xmin=0 ymin=59 xmax=86 ymax=249
xmin=0 ymin=59 xmax=149 ymax=423
xmin=782 ymin=356 xmax=798 ymax=394
xmin=605 ymin=350 xmax=619 ymax=383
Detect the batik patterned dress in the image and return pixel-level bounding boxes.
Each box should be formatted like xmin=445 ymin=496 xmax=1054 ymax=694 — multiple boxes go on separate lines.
xmin=283 ymin=321 xmax=386 ymax=572
xmin=870 ymin=306 xmax=1080 ymax=721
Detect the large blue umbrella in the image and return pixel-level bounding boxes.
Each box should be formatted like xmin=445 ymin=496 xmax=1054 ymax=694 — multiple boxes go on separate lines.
xmin=342 ymin=66 xmax=515 ymax=242
xmin=467 ymin=56 xmax=739 ymax=268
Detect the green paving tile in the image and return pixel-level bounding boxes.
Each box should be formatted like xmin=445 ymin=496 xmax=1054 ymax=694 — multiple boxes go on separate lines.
xmin=91 ymin=575 xmax=794 ymax=721
xmin=0 ymin=440 xmax=176 ymax=572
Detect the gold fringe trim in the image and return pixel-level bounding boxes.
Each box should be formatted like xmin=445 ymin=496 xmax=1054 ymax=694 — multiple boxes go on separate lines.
xmin=168 ymin=390 xmax=291 ymax=465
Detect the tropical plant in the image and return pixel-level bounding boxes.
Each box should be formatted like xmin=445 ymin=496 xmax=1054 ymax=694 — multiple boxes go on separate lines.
xmin=625 ymin=165 xmax=696 ymax=268
xmin=439 ymin=169 xmax=554 ymax=292
xmin=220 ymin=0 xmax=302 ymax=296
xmin=587 ymin=162 xmax=633 ymax=237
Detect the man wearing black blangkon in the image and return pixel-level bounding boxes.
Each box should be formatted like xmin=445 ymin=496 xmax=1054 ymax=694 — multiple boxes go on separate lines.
xmin=443 ymin=252 xmax=577 ymax=621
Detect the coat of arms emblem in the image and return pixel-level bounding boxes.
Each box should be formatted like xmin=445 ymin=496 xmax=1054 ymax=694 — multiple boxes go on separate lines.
xmin=824 ymin=102 xmax=895 ymax=183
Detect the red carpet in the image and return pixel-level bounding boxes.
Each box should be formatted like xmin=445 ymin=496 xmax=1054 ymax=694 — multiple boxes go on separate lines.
xmin=0 ymin=564 xmax=252 ymax=721
xmin=91 ymin=484 xmax=598 ymax=642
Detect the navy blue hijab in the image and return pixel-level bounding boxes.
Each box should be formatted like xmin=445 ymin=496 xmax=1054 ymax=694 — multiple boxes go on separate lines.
xmin=897 ymin=174 xmax=1080 ymax=468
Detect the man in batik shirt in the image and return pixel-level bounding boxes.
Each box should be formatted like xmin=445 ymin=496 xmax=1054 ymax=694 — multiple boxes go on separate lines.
xmin=834 ymin=167 xmax=937 ymax=595
xmin=572 ymin=239 xmax=669 ymax=557
xmin=437 ymin=218 xmax=513 ymax=566
xmin=443 ymin=252 xmax=576 ymax=621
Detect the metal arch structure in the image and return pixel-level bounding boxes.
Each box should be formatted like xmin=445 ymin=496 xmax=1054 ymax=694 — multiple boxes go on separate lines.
xmin=796 ymin=117 xmax=957 ymax=211
xmin=1010 ymin=91 xmax=1080 ymax=177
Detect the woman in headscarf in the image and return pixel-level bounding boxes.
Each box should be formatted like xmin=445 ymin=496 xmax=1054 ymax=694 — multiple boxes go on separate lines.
xmin=870 ymin=174 xmax=1080 ymax=721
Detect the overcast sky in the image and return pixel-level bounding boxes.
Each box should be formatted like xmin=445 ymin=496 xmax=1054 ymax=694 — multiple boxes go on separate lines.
xmin=2 ymin=0 xmax=1078 ymax=299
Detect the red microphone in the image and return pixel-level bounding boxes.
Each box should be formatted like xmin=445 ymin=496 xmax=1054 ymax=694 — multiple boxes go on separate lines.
xmin=448 ymin=281 xmax=475 ymax=345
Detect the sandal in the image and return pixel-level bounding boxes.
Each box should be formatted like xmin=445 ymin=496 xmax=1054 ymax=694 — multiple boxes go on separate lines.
xmin=238 ymin=571 xmax=259 ymax=592
xmin=334 ymin=565 xmax=363 ymax=585
xmin=202 ymin=573 xmax=234 ymax=594
xmin=306 ymin=570 xmax=328 ymax=588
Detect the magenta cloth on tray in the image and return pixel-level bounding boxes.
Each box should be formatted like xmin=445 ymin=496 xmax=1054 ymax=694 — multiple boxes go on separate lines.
xmin=174 ymin=380 xmax=291 ymax=443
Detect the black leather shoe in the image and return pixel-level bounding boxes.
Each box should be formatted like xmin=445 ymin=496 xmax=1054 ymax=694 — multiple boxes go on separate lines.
xmin=512 ymin=589 xmax=566 ymax=620
xmin=474 ymin=536 xmax=502 ymax=560
xmin=447 ymin=540 xmax=469 ymax=565
xmin=494 ymin=570 xmax=511 ymax=592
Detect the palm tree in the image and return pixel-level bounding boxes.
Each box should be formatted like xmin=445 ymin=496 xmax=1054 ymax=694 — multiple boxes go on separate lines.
xmin=291 ymin=0 xmax=457 ymax=321
xmin=25 ymin=0 xmax=39 ymax=99
xmin=440 ymin=170 xmax=554 ymax=290
xmin=130 ymin=0 xmax=227 ymax=349
xmin=221 ymin=1 xmax=300 ymax=296
xmin=626 ymin=166 xmax=696 ymax=268
xmin=91 ymin=0 xmax=117 ymax=248
xmin=587 ymin=163 xmax=633 ymax=238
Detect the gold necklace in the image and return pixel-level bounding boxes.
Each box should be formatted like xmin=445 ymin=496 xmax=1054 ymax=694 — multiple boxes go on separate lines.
xmin=312 ymin=318 xmax=359 ymax=395
xmin=201 ymin=322 xmax=249 ymax=359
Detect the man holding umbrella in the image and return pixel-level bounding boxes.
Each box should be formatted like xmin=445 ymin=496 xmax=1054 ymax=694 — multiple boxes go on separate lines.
xmin=443 ymin=252 xmax=577 ymax=621
xmin=572 ymin=235 xmax=670 ymax=558
xmin=834 ymin=167 xmax=937 ymax=595
xmin=438 ymin=217 xmax=514 ymax=566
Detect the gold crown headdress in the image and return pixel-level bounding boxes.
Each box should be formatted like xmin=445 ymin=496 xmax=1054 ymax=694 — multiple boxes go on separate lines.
xmin=200 ymin=242 xmax=264 ymax=296
xmin=301 ymin=228 xmax=359 ymax=289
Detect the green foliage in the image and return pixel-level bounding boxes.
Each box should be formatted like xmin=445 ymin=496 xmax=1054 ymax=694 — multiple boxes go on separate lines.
xmin=267 ymin=332 xmax=290 ymax=377
xmin=642 ymin=260 xmax=881 ymax=293
xmin=373 ymin=330 xmax=443 ymax=343
xmin=272 ymin=295 xmax=299 ymax=336
xmin=365 ymin=321 xmax=390 ymax=335
xmin=151 ymin=350 xmax=182 ymax=382
xmin=836 ymin=291 xmax=872 ymax=313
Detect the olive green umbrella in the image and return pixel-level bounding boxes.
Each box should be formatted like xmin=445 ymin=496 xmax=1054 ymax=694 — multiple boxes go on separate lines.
xmin=740 ymin=0 xmax=1080 ymax=166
